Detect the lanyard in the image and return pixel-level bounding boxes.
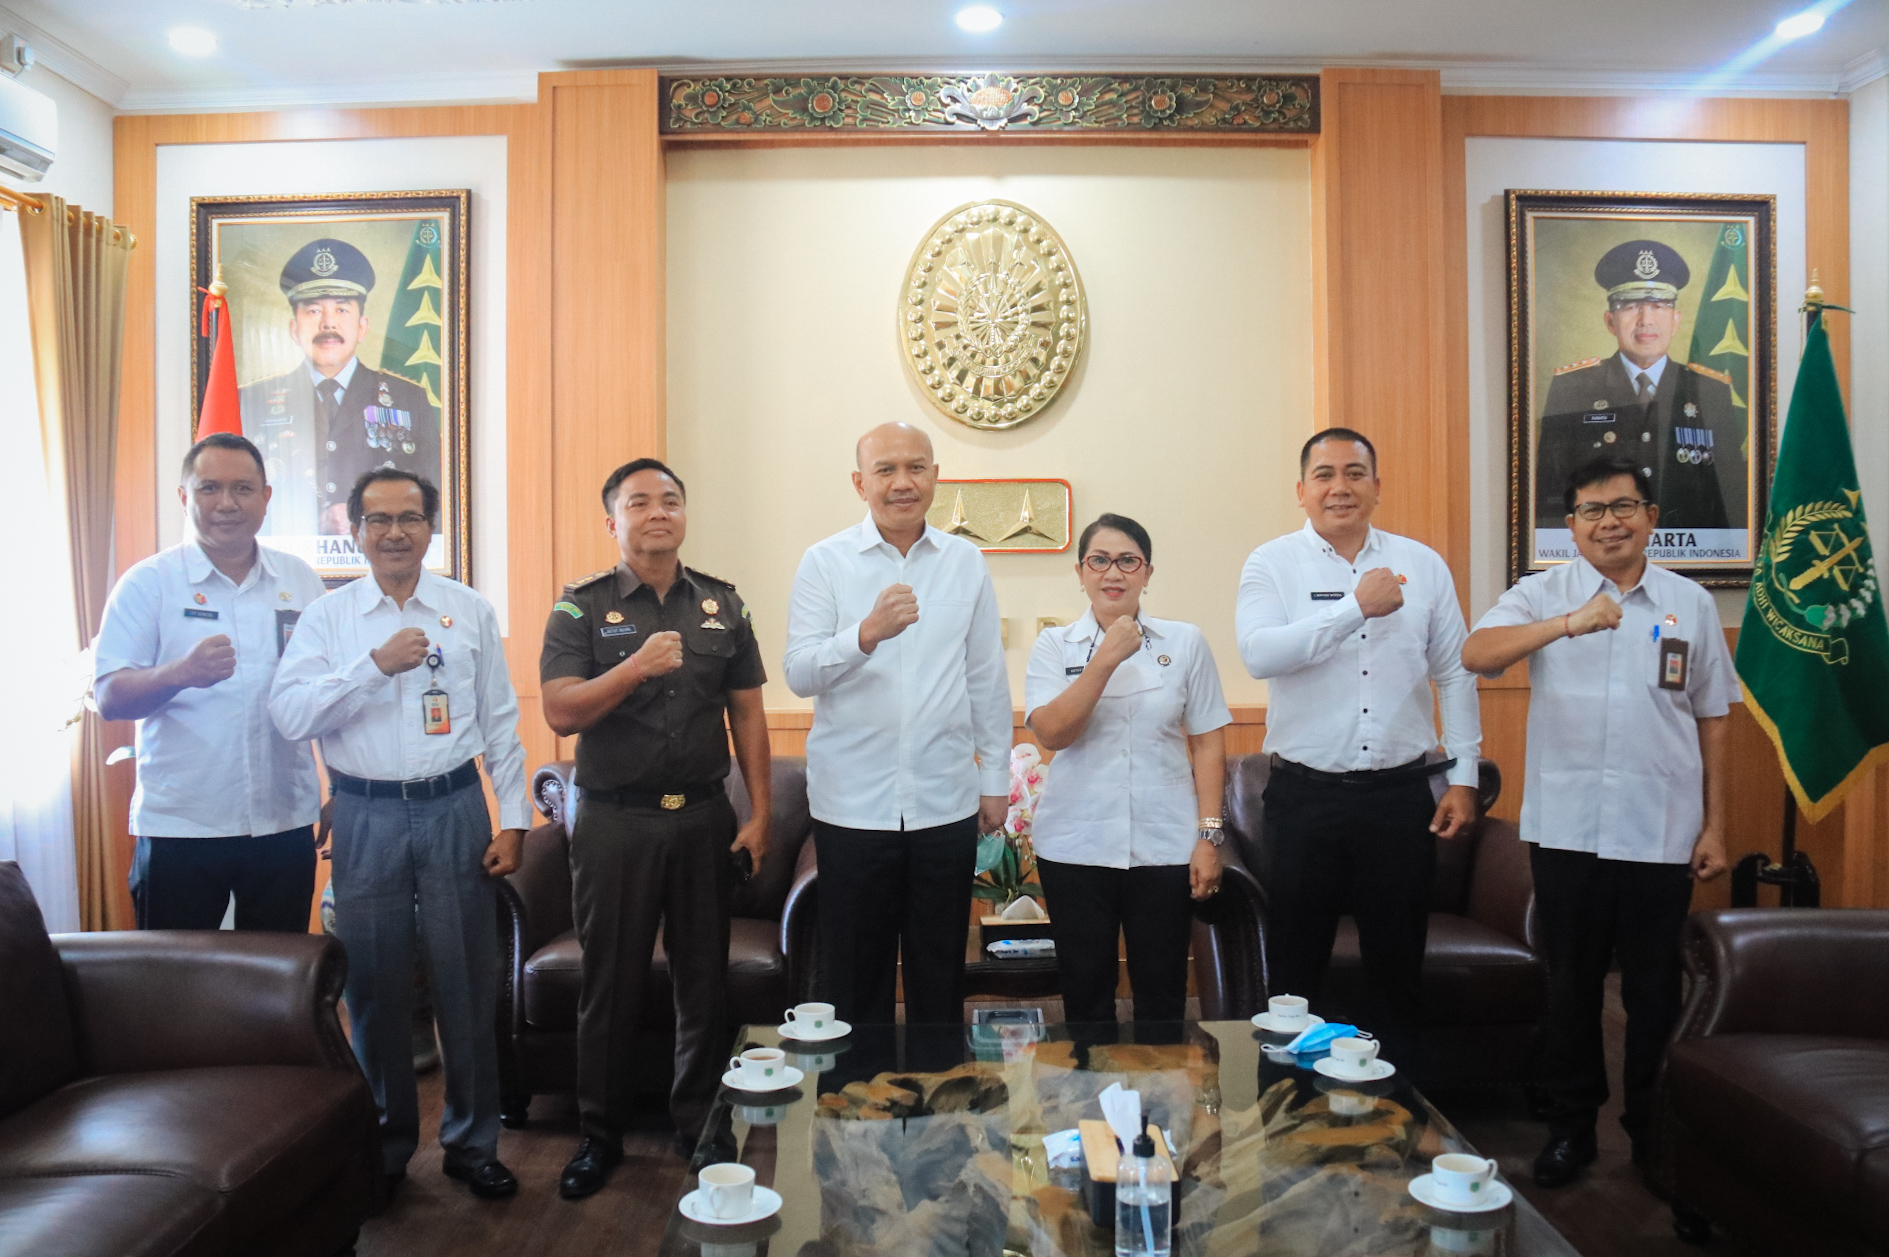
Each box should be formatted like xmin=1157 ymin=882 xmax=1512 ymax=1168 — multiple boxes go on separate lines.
xmin=1084 ymin=618 xmax=1150 ymax=664
xmin=421 ymin=644 xmax=451 ymax=735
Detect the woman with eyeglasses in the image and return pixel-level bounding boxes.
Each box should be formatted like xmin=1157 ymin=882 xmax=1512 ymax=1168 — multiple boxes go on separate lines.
xmin=1024 ymin=513 xmax=1232 ymax=1024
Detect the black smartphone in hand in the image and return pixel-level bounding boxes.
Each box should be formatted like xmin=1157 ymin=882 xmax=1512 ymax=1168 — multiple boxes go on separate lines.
xmin=730 ymin=846 xmax=754 ymax=884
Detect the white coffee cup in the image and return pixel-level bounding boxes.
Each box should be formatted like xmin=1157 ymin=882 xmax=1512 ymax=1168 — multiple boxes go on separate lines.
xmin=789 ymin=1049 xmax=837 ymax=1073
xmin=1328 ymin=1089 xmax=1374 ymax=1117
xmin=727 ymin=1047 xmax=786 ymax=1088
xmin=1329 ymin=1037 xmax=1380 ymax=1073
xmin=699 ymin=1161 xmax=756 ymax=1220
xmin=1429 ymin=1153 xmax=1499 ymax=1208
xmin=784 ymin=1002 xmax=836 ymax=1034
xmin=735 ymin=1102 xmax=787 ymax=1126
xmin=1267 ymin=994 xmax=1310 ymax=1028
xmin=1428 ymin=1224 xmax=1496 ymax=1255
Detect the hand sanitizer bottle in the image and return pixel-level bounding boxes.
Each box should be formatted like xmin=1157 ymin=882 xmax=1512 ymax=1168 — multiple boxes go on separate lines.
xmin=1114 ymin=1117 xmax=1171 ymax=1257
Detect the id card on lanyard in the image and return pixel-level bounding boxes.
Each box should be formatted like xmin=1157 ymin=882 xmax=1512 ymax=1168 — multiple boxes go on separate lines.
xmin=422 ymin=644 xmax=451 ymax=734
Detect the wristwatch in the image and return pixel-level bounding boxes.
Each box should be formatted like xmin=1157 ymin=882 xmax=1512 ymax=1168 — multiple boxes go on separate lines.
xmin=1198 ymin=816 xmax=1225 ymax=848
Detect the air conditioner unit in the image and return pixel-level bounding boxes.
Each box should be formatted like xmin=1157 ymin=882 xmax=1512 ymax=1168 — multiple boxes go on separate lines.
xmin=0 ymin=71 xmax=55 ymax=183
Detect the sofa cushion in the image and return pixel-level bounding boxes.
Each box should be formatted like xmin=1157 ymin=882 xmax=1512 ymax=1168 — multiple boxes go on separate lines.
xmin=0 ymin=1065 xmax=369 ymax=1242
xmin=1668 ymin=1034 xmax=1889 ymax=1242
xmin=0 ymin=1173 xmax=224 ymax=1257
xmin=1326 ymin=913 xmax=1545 ymax=1026
xmin=523 ymin=918 xmax=786 ymax=1031
xmin=0 ymin=862 xmax=77 ymax=1121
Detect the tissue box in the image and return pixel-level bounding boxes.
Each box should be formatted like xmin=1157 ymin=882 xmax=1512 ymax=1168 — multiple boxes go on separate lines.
xmin=1077 ymin=1119 xmax=1180 ymax=1233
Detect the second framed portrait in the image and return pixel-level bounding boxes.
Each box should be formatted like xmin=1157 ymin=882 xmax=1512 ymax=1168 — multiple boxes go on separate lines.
xmin=1506 ymin=189 xmax=1775 ymax=586
xmin=192 ymin=190 xmax=471 ymax=583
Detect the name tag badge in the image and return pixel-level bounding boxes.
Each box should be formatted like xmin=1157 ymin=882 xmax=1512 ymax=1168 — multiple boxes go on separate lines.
xmin=1064 ymin=665 xmax=1085 ymax=676
xmin=1659 ymin=638 xmax=1690 ymax=691
xmin=184 ymin=607 xmax=219 ymax=620
xmin=600 ymin=623 xmax=638 ymax=638
xmin=275 ymin=608 xmax=300 ymax=657
xmin=1310 ymin=591 xmax=1345 ymax=601
xmin=1583 ymin=412 xmax=1616 ymax=424
xmin=422 ymin=687 xmax=452 ymax=735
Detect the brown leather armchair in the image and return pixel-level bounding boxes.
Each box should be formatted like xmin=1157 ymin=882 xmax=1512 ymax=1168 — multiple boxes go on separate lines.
xmin=0 ymin=862 xmax=378 ymax=1257
xmin=1190 ymin=753 xmax=1544 ymax=1088
xmin=495 ymin=756 xmax=819 ymax=1124
xmin=1664 ymin=908 xmax=1889 ymax=1254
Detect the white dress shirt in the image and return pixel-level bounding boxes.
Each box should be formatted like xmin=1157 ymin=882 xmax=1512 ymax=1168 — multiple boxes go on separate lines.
xmin=269 ymin=570 xmax=530 ymax=830
xmin=1621 ymin=352 xmax=1668 ymax=392
xmin=783 ymin=515 xmax=1012 ymax=830
xmin=93 ymin=541 xmax=328 ymax=838
xmin=1025 ymin=612 xmax=1231 ymax=868
xmin=1471 ymin=556 xmax=1735 ymax=863
xmin=1236 ymin=521 xmax=1480 ymax=789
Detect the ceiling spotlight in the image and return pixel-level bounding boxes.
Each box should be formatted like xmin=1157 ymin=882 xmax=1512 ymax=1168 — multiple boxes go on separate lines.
xmin=168 ymin=27 xmax=218 ymax=57
xmin=1774 ymin=9 xmax=1826 ymax=39
xmin=955 ymin=6 xmax=1004 ymax=34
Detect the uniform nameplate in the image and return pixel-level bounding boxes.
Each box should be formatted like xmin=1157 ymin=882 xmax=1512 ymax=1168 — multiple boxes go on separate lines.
xmin=600 ymin=624 xmax=638 ymax=638
xmin=1064 ymin=665 xmax=1085 ymax=676
xmin=1310 ymin=591 xmax=1344 ymax=601
xmin=1583 ymin=412 xmax=1616 ymax=423
xmin=184 ymin=607 xmax=219 ymax=620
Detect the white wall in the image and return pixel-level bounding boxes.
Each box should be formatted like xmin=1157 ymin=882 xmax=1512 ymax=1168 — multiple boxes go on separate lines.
xmin=153 ymin=136 xmax=510 ymax=628
xmin=12 ymin=63 xmax=112 ymax=215
xmin=667 ymin=145 xmax=1314 ymax=709
xmin=1463 ymin=136 xmax=1809 ymax=626
xmin=1852 ymin=77 xmax=1889 ymax=569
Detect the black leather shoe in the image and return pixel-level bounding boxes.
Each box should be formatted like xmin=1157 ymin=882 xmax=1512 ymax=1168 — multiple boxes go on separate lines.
xmin=1533 ymin=1128 xmax=1599 ymax=1188
xmin=443 ymin=1155 xmax=518 ymax=1199
xmin=559 ymin=1138 xmax=623 ymax=1200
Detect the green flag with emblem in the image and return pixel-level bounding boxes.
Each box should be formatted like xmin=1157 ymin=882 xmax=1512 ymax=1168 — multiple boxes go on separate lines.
xmin=1736 ymin=309 xmax=1889 ymax=821
xmin=1684 ymin=223 xmax=1752 ymax=411
xmin=377 ymin=219 xmax=446 ymax=412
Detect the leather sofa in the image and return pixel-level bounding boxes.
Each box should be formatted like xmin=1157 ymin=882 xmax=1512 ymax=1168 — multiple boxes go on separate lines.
xmin=0 ymin=862 xmax=378 ymax=1257
xmin=1664 ymin=908 xmax=1889 ymax=1254
xmin=1191 ymin=753 xmax=1544 ymax=1088
xmin=495 ymin=757 xmax=819 ymax=1122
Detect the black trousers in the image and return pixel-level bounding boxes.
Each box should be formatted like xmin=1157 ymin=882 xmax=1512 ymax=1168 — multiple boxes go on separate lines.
xmin=129 ymin=828 xmax=316 ymax=932
xmin=1528 ymin=844 xmax=1694 ymax=1139
xmin=1260 ymin=769 xmax=1437 ymax=1070
xmin=570 ymin=790 xmax=735 ymax=1146
xmin=1036 ymin=858 xmax=1193 ymax=1025
xmin=813 ymin=815 xmax=978 ymax=1027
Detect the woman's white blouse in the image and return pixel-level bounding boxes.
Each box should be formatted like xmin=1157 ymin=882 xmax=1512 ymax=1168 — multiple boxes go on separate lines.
xmin=1024 ymin=611 xmax=1231 ymax=869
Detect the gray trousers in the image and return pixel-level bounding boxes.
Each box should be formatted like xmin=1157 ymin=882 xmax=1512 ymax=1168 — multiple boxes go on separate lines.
xmin=329 ymin=784 xmax=501 ymax=1171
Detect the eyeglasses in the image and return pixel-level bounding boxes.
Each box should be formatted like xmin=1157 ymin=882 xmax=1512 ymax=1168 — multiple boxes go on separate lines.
xmin=1083 ymin=554 xmax=1146 ymax=574
xmin=1571 ymin=498 xmax=1653 ymax=522
xmin=360 ymin=512 xmax=431 ymax=532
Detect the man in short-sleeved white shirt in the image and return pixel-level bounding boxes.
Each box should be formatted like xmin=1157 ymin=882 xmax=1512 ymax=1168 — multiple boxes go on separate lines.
xmin=94 ymin=432 xmax=326 ymax=932
xmin=1464 ymin=455 xmax=1731 ymax=1190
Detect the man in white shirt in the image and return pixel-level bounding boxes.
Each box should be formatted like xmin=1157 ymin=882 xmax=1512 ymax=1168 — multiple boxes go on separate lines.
xmin=94 ymin=432 xmax=327 ymax=932
xmin=1464 ymin=455 xmax=1730 ymax=1189
xmin=271 ymin=469 xmax=527 ymax=1201
xmin=1236 ymin=427 xmax=1481 ymax=1073
xmin=783 ymin=422 xmax=1011 ymax=1030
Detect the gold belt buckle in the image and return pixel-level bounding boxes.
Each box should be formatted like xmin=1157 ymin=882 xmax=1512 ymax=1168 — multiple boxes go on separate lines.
xmin=660 ymin=793 xmax=686 ymax=811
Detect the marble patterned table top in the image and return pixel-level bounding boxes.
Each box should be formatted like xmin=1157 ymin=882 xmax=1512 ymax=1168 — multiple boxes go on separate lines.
xmin=661 ymin=1021 xmax=1580 ymax=1257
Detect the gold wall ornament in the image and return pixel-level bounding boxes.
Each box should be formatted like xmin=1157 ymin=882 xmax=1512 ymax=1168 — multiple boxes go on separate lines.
xmin=925 ymin=479 xmax=1072 ymax=553
xmin=902 ymin=200 xmax=1085 ymax=431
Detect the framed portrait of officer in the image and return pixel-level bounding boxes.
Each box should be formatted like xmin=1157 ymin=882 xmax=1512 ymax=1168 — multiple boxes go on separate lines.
xmin=191 ymin=191 xmax=471 ymax=583
xmin=1506 ymin=190 xmax=1775 ymax=586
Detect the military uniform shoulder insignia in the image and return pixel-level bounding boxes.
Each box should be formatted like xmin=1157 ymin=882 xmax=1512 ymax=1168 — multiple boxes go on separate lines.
xmin=564 ymin=569 xmax=614 ymax=593
xmin=1553 ymin=357 xmax=1603 ymax=375
xmin=1684 ymin=361 xmax=1734 ymax=386
xmin=685 ymin=567 xmax=736 ymax=591
xmin=553 ymin=601 xmax=584 ymax=619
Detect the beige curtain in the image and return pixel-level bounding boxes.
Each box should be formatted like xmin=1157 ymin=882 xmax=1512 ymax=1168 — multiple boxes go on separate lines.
xmin=18 ymin=194 xmax=133 ymax=931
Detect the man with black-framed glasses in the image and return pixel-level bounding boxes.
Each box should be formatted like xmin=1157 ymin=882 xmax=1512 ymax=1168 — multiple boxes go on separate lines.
xmin=1464 ymin=455 xmax=1732 ymax=1192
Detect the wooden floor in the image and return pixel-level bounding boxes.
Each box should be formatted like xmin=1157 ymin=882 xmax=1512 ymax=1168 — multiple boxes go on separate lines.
xmin=361 ymin=978 xmax=1709 ymax=1257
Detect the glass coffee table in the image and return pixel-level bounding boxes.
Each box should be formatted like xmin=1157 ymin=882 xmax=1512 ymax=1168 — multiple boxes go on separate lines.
xmin=663 ymin=1020 xmax=1578 ymax=1256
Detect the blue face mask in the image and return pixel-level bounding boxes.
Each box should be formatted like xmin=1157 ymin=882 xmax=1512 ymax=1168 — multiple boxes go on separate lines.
xmin=1287 ymin=1023 xmax=1365 ymax=1055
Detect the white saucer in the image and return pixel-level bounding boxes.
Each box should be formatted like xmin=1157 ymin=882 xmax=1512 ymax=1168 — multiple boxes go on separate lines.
xmin=1251 ymin=1012 xmax=1326 ymax=1034
xmin=678 ymin=1184 xmax=784 ymax=1226
xmin=721 ymin=1065 xmax=804 ymax=1093
xmin=1408 ymin=1174 xmax=1512 ymax=1214
xmin=776 ymin=1019 xmax=851 ymax=1042
xmin=1313 ymin=1057 xmax=1396 ymax=1082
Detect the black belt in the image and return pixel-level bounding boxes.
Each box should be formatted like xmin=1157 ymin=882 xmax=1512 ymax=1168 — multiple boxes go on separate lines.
xmin=1269 ymin=754 xmax=1454 ymax=789
xmin=330 ymin=760 xmax=479 ymax=801
xmin=584 ymin=779 xmax=724 ymax=812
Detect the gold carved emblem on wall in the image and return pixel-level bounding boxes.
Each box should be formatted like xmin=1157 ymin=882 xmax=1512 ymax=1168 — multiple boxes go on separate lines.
xmin=925 ymin=479 xmax=1072 ymax=553
xmin=900 ymin=200 xmax=1086 ymax=431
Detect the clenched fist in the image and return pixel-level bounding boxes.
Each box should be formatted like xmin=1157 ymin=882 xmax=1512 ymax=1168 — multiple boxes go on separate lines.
xmin=1355 ymin=567 xmax=1405 ymax=619
xmin=1566 ymin=591 xmax=1623 ymax=637
xmin=859 ymin=584 xmax=920 ymax=653
xmin=169 ymin=634 xmax=237 ymax=689
xmin=1090 ymin=615 xmax=1143 ymax=670
xmin=372 ymin=627 xmax=431 ymax=676
xmin=631 ymin=630 xmax=684 ymax=678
